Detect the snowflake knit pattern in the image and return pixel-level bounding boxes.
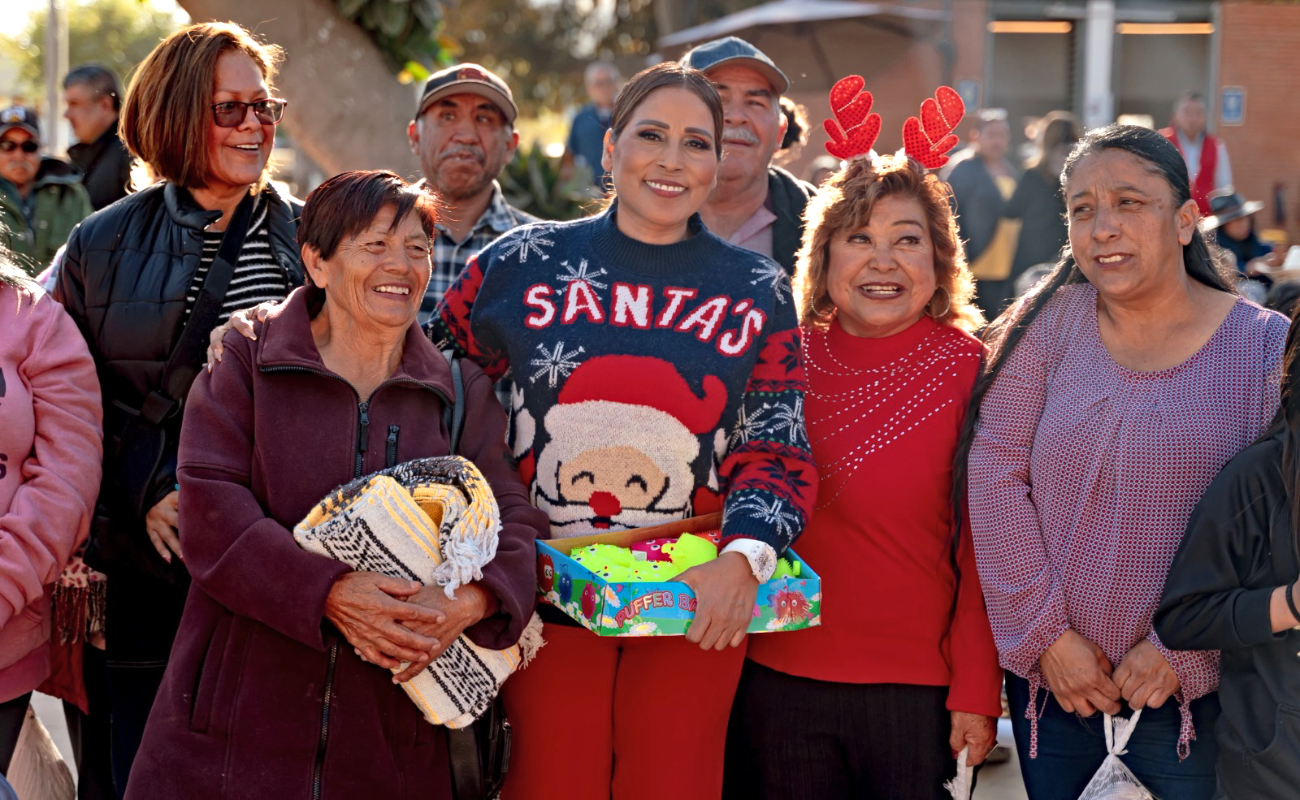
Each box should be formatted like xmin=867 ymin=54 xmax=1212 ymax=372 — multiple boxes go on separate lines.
xmin=968 ymin=282 xmax=1289 ymax=759
xmin=430 ymin=204 xmax=816 ymax=552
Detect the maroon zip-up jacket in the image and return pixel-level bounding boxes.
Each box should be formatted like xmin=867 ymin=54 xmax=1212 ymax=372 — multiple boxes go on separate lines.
xmin=126 ymin=288 xmax=547 ymax=800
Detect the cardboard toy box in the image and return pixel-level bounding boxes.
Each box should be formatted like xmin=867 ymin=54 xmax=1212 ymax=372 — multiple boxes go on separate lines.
xmin=535 ymin=514 xmax=821 ymax=637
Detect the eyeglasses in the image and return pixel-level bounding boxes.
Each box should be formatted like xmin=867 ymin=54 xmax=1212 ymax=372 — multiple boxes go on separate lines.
xmin=0 ymin=140 xmax=38 ymax=154
xmin=210 ymin=98 xmax=288 ymax=128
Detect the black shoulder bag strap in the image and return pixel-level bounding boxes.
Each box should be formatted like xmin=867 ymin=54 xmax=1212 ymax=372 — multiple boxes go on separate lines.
xmin=440 ymin=348 xmax=467 ymax=454
xmin=441 ymin=346 xmax=484 ymax=800
xmin=140 ymin=191 xmax=257 ymax=425
xmin=440 ymin=348 xmax=510 ymax=800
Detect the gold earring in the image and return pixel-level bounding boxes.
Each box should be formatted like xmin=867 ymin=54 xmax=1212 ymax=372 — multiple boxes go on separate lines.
xmin=926 ymin=286 xmax=952 ymax=319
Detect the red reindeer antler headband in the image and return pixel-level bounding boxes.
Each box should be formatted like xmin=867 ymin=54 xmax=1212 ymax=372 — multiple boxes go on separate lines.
xmin=824 ymin=76 xmax=881 ymax=160
xmin=823 ymin=77 xmax=965 ymax=169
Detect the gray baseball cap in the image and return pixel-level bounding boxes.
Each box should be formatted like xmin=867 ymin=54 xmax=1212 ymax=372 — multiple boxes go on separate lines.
xmin=682 ymin=36 xmax=790 ymax=95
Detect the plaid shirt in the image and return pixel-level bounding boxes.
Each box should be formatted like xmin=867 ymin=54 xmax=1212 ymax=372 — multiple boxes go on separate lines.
xmin=420 ymin=181 xmax=538 ymax=413
xmin=419 ymin=181 xmax=539 ymax=324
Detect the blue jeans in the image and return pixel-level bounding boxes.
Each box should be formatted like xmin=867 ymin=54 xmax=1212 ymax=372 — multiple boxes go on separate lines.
xmin=1006 ymin=673 xmax=1219 ymax=800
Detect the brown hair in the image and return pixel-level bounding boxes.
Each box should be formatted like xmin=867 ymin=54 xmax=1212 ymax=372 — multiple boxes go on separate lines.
xmin=776 ymin=96 xmax=809 ymax=165
xmin=609 ymin=62 xmax=723 ymax=157
xmin=299 ymin=170 xmax=437 ymax=261
xmin=794 ymin=153 xmax=983 ymax=334
xmin=120 ymin=22 xmax=282 ymax=189
xmin=1028 ymin=110 xmax=1080 ymax=178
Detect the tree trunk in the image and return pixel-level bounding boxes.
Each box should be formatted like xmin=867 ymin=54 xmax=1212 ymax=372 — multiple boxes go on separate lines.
xmin=654 ymin=0 xmax=699 ymax=38
xmin=177 ymin=0 xmax=420 ymax=179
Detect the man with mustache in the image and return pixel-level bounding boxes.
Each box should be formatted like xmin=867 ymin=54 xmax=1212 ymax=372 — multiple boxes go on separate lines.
xmin=684 ymin=37 xmax=816 ymax=276
xmin=408 ymin=63 xmax=539 ymax=322
xmin=0 ymin=106 xmax=93 ymax=275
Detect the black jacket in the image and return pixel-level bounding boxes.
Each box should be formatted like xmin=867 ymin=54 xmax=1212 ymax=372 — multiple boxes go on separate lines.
xmin=947 ymin=156 xmax=1012 ymax=262
xmin=1004 ymin=169 xmax=1067 ymax=277
xmin=66 ymin=123 xmax=133 ymax=210
xmin=1155 ymin=429 xmax=1300 ymax=798
xmin=55 ymin=181 xmax=303 ymax=576
xmin=767 ymin=165 xmax=816 ymax=277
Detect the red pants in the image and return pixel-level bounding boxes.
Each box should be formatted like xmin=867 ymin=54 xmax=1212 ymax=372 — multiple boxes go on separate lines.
xmin=500 ymin=623 xmax=747 ymax=800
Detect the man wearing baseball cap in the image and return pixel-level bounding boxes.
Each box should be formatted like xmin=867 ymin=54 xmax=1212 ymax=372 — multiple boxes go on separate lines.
xmin=407 ymin=63 xmax=539 ymax=322
xmin=683 ymin=37 xmax=815 ymax=277
xmin=0 ymin=106 xmax=93 ymax=275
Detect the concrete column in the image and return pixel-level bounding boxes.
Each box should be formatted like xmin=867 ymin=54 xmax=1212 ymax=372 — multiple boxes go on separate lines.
xmin=1082 ymin=0 xmax=1115 ymax=129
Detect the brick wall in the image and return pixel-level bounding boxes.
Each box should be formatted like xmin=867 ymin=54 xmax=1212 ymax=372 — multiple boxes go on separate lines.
xmin=1217 ymin=0 xmax=1300 ymax=247
xmin=950 ymin=0 xmax=988 ymax=97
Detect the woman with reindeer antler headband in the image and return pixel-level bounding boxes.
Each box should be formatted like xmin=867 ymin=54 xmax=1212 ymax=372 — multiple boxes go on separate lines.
xmin=961 ymin=124 xmax=1289 ymax=797
xmin=726 ymin=79 xmax=1002 ymax=800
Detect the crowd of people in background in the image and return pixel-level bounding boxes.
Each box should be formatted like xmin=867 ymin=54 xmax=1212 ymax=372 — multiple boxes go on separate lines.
xmin=3 ymin=16 xmax=1300 ymax=800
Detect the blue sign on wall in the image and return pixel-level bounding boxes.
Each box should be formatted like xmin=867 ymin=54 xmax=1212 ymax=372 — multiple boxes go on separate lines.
xmin=1221 ymin=87 xmax=1245 ymax=126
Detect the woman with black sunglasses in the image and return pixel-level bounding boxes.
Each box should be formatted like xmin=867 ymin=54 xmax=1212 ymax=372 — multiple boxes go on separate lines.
xmin=53 ymin=22 xmax=302 ymax=794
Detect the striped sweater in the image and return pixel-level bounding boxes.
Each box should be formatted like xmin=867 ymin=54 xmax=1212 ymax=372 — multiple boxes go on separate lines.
xmin=185 ymin=197 xmax=290 ymax=323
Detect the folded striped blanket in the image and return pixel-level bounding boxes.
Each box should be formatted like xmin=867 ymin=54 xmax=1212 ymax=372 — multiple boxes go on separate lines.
xmin=293 ymin=457 xmax=543 ymax=729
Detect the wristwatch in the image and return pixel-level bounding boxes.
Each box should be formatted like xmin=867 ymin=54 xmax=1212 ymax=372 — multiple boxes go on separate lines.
xmin=721 ymin=539 xmax=778 ymax=583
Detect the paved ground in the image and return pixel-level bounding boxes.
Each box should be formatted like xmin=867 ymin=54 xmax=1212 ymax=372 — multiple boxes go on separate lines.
xmin=31 ymin=693 xmax=1030 ymax=798
xmin=976 ymin=719 xmax=1031 ymax=799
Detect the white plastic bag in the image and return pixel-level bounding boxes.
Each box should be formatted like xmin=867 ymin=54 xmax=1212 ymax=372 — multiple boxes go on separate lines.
xmin=8 ymin=706 xmax=74 ymax=800
xmin=1077 ymin=711 xmax=1155 ymax=800
xmin=944 ymin=746 xmax=974 ymax=799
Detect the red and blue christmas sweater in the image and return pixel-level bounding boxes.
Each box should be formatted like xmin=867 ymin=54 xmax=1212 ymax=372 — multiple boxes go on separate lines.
xmin=430 ymin=204 xmax=816 ymax=554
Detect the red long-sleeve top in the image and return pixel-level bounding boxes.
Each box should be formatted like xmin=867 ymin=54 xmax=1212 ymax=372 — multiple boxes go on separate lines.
xmin=747 ymin=316 xmax=1002 ymax=717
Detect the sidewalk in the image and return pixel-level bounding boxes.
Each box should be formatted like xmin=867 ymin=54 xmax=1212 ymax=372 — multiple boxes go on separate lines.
xmin=976 ymin=719 xmax=1031 ymax=799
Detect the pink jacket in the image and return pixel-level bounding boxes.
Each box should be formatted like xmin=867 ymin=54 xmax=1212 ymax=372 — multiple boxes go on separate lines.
xmin=0 ymin=279 xmax=102 ymax=702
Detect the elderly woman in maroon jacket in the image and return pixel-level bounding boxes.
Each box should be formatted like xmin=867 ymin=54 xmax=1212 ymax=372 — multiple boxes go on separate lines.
xmin=126 ymin=171 xmax=547 ymax=799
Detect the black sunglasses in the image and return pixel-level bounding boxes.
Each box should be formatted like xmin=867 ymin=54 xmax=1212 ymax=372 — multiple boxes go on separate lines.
xmin=0 ymin=140 xmax=38 ymax=154
xmin=210 ymin=98 xmax=288 ymax=128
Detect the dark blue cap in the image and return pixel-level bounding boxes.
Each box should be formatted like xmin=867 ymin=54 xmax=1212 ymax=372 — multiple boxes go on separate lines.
xmin=0 ymin=106 xmax=39 ymax=139
xmin=682 ymin=36 xmax=790 ymax=95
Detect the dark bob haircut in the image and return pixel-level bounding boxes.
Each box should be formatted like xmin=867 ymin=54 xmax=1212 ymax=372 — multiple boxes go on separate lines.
xmin=298 ymin=170 xmax=438 ymax=263
xmin=121 ymin=22 xmax=282 ymax=189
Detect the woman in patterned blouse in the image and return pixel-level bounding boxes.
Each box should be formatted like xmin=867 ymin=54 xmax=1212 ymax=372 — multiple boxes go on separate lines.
xmin=963 ymin=124 xmax=1289 ymax=798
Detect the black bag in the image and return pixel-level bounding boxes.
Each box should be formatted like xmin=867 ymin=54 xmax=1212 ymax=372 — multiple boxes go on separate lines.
xmin=448 ymin=696 xmax=512 ymax=800
xmin=86 ymin=194 xmax=256 ymax=581
xmin=441 ymin=349 xmax=512 ymax=800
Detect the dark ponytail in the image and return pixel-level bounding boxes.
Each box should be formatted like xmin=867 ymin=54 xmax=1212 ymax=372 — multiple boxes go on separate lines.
xmin=1270 ymin=318 xmax=1300 ymax=561
xmin=950 ymin=123 xmax=1238 ymax=519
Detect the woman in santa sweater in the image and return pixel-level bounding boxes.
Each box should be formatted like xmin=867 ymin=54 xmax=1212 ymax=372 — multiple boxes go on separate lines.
xmin=429 ymin=62 xmax=816 ymax=800
xmin=727 ymin=153 xmax=1002 ymax=799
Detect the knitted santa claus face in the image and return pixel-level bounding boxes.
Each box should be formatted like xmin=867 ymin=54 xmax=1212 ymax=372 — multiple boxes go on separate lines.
xmin=530 ymin=355 xmax=727 ymax=536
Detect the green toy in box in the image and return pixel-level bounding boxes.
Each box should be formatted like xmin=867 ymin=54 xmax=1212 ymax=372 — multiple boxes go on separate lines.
xmin=535 ymin=514 xmax=821 ymax=637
